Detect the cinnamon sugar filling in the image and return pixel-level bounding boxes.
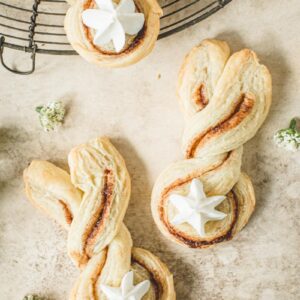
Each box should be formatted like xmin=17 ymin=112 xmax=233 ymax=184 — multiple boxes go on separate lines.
xmin=84 ymin=169 xmax=114 ymax=258
xmin=186 ymin=93 xmax=255 ymax=158
xmin=91 ymin=249 xmax=108 ymax=300
xmin=132 ymin=257 xmax=160 ymax=299
xmin=193 ymin=83 xmax=208 ymax=111
xmin=58 ymin=200 xmax=73 ymax=225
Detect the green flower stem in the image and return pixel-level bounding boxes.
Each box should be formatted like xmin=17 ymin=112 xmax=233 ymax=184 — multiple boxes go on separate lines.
xmin=274 ymin=117 xmax=300 ymax=152
xmin=23 ymin=295 xmax=45 ymax=300
xmin=35 ymin=106 xmax=43 ymax=113
xmin=289 ymin=118 xmax=297 ymax=130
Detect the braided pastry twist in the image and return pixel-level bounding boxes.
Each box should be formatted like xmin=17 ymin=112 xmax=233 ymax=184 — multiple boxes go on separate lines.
xmin=151 ymin=39 xmax=272 ymax=248
xmin=24 ymin=137 xmax=175 ymax=299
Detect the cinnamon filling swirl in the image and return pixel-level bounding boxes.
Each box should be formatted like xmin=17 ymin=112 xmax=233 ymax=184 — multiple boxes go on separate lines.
xmin=85 ymin=169 xmax=114 ymax=257
xmin=186 ymin=93 xmax=254 ymax=158
xmin=83 ymin=0 xmax=146 ymax=55
xmin=193 ymin=83 xmax=208 ymax=111
xmin=132 ymin=258 xmax=160 ymax=299
xmin=90 ymin=250 xmax=108 ymax=299
xmin=159 ymin=152 xmax=240 ymax=248
xmin=58 ymin=200 xmax=73 ymax=225
xmin=162 ymin=191 xmax=238 ymax=248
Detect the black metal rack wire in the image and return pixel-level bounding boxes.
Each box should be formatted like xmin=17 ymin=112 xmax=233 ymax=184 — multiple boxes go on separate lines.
xmin=0 ymin=0 xmax=232 ymax=74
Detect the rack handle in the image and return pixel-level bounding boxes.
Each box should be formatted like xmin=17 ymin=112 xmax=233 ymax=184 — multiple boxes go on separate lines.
xmin=0 ymin=36 xmax=37 ymax=75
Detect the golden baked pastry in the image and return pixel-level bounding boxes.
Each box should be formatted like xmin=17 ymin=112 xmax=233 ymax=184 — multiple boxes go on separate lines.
xmin=64 ymin=0 xmax=162 ymax=68
xmin=24 ymin=159 xmax=82 ymax=230
xmin=24 ymin=137 xmax=175 ymax=299
xmin=177 ymin=39 xmax=230 ymax=118
xmin=67 ymin=137 xmax=131 ymax=267
xmin=152 ymin=39 xmax=272 ymax=248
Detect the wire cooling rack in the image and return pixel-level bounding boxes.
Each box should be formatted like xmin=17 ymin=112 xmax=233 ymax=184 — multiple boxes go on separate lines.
xmin=0 ymin=0 xmax=232 ymax=74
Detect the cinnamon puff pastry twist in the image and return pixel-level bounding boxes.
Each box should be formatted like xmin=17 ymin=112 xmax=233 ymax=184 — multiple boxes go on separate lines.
xmin=24 ymin=137 xmax=175 ymax=299
xmin=152 ymin=39 xmax=272 ymax=248
xmin=64 ymin=0 xmax=162 ymax=67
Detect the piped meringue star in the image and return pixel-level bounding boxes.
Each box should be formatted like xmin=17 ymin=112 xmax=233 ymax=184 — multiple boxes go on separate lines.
xmin=100 ymin=271 xmax=150 ymax=300
xmin=169 ymin=179 xmax=227 ymax=237
xmin=82 ymin=0 xmax=145 ymax=52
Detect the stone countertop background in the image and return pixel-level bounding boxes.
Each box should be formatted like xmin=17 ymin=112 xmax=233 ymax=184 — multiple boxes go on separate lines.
xmin=0 ymin=0 xmax=299 ymax=299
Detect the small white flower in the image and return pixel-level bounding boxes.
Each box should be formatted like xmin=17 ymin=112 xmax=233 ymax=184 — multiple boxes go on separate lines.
xmin=36 ymin=101 xmax=65 ymax=132
xmin=274 ymin=118 xmax=300 ymax=152
xmin=170 ymin=179 xmax=227 ymax=237
xmin=82 ymin=0 xmax=145 ymax=52
xmin=100 ymin=271 xmax=150 ymax=300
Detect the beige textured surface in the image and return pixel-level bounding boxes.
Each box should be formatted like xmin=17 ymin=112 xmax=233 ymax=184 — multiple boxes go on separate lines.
xmin=0 ymin=0 xmax=299 ymax=299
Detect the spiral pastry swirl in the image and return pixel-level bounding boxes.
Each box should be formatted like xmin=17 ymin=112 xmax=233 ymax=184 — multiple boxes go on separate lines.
xmin=64 ymin=0 xmax=162 ymax=68
xmin=151 ymin=39 xmax=272 ymax=248
xmin=24 ymin=137 xmax=175 ymax=299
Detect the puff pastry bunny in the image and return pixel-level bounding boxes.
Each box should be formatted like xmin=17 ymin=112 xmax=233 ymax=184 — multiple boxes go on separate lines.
xmin=64 ymin=0 xmax=162 ymax=68
xmin=152 ymin=39 xmax=272 ymax=248
xmin=24 ymin=137 xmax=175 ymax=299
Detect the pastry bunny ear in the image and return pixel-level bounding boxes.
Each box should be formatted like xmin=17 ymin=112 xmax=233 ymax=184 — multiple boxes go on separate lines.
xmin=67 ymin=137 xmax=131 ymax=268
xmin=23 ymin=160 xmax=82 ymax=230
xmin=23 ymin=137 xmax=131 ymax=268
xmin=177 ymin=39 xmax=231 ymax=119
xmin=182 ymin=48 xmax=272 ymax=159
